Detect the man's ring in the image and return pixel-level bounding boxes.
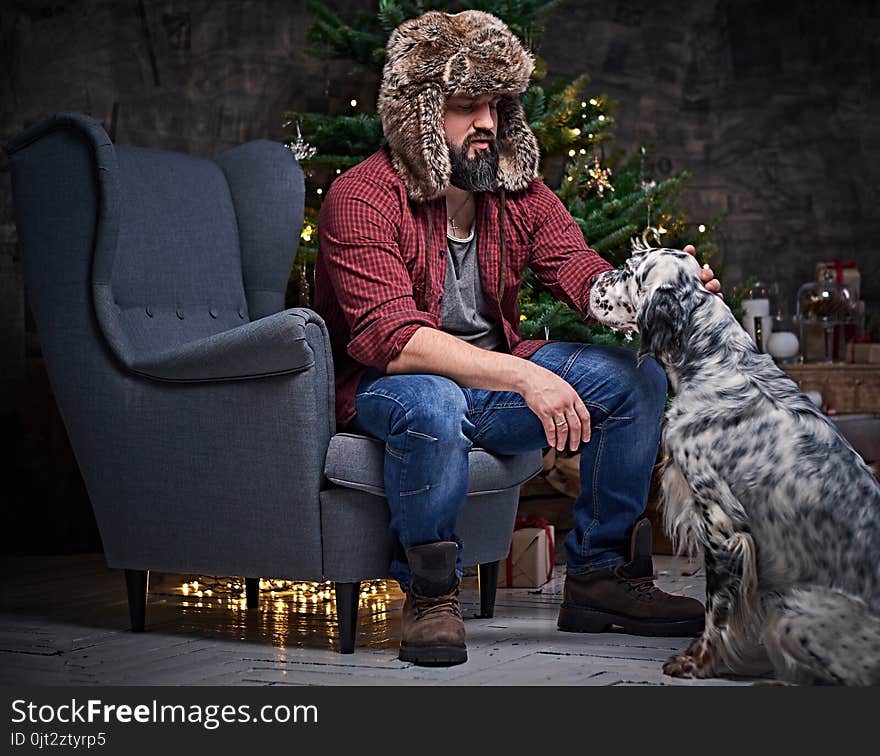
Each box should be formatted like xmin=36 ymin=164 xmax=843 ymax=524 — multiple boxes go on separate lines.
xmin=554 ymin=416 xmax=567 ymax=426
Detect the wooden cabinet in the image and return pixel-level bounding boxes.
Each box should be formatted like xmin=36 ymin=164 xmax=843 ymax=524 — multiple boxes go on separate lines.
xmin=781 ymin=364 xmax=880 ymax=414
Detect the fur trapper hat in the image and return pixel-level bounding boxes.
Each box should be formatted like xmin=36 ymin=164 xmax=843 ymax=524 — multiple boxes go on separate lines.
xmin=378 ymin=10 xmax=540 ymax=201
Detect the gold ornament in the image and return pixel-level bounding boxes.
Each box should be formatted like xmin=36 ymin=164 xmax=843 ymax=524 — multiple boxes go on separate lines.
xmin=585 ymin=154 xmax=614 ymax=197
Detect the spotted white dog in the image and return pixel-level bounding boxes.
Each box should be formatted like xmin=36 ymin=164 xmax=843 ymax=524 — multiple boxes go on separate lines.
xmin=590 ymin=246 xmax=880 ymax=685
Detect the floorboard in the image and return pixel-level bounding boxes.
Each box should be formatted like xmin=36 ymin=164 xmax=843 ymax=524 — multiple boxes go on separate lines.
xmin=0 ymin=554 xmax=759 ymax=686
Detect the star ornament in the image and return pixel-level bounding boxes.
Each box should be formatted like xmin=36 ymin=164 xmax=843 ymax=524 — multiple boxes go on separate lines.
xmin=585 ymin=155 xmax=614 ymax=197
xmin=289 ymin=122 xmax=317 ymax=162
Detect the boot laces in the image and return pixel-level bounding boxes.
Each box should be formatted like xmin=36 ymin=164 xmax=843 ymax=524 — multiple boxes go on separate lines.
xmin=616 ymin=570 xmax=660 ymax=595
xmin=412 ymin=590 xmax=462 ymax=620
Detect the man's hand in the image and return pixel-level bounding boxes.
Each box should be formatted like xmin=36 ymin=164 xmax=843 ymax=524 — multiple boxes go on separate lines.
xmin=520 ymin=363 xmax=592 ymax=452
xmin=684 ymin=244 xmax=722 ymax=297
xmin=389 ymin=329 xmax=591 ymax=451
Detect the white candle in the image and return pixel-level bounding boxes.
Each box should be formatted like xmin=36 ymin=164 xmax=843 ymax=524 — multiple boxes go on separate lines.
xmin=742 ymin=298 xmax=770 ymax=317
xmin=741 ymin=314 xmax=774 ymax=351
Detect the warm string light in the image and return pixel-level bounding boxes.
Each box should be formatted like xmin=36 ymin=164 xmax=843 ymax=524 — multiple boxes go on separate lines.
xmin=176 ymin=577 xmax=397 ymax=611
xmin=564 ymin=96 xmax=611 ymax=194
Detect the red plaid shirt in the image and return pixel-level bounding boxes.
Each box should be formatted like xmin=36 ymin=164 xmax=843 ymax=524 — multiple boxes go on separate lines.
xmin=315 ymin=148 xmax=614 ymax=429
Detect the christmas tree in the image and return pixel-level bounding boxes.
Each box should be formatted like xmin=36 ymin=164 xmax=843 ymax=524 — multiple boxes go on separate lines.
xmin=284 ymin=0 xmax=725 ymax=346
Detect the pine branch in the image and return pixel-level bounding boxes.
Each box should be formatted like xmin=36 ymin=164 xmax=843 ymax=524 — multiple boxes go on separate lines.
xmin=282 ymin=112 xmax=384 ymax=164
xmin=305 ymin=0 xmax=387 ymax=71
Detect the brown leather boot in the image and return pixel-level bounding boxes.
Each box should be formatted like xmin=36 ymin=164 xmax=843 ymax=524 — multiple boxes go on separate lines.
xmin=399 ymin=542 xmax=467 ymax=665
xmin=557 ymin=518 xmax=705 ymax=637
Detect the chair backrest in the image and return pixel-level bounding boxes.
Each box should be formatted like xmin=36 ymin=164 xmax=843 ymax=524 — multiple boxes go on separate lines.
xmin=6 ymin=112 xmax=304 ymax=375
xmin=6 ymin=112 xmax=307 ymax=457
xmin=108 ymin=145 xmax=251 ymax=357
xmin=6 ymin=111 xmax=309 ymax=377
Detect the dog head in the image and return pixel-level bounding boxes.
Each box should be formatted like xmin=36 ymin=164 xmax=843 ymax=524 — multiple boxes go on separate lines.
xmin=589 ymin=247 xmax=705 ymax=362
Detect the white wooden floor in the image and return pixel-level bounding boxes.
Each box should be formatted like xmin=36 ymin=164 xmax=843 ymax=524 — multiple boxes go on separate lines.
xmin=0 ymin=553 xmax=758 ymax=686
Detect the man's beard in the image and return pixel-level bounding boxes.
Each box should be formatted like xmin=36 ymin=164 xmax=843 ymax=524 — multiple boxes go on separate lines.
xmin=448 ymin=133 xmax=499 ymax=192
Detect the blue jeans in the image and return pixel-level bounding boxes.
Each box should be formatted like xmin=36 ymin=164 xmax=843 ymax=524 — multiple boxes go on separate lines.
xmin=348 ymin=342 xmax=668 ymax=591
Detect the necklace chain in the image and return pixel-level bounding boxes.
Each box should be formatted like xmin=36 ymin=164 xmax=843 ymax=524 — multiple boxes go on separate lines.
xmin=447 ymin=194 xmax=473 ymax=236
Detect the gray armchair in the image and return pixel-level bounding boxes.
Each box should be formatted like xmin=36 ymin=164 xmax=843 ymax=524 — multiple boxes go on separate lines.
xmin=5 ymin=112 xmax=542 ymax=653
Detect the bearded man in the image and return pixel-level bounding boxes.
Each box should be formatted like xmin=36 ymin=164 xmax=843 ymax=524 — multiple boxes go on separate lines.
xmin=315 ymin=10 xmax=720 ymax=666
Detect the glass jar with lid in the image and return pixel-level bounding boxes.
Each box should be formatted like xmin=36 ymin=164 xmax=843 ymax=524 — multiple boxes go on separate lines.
xmin=795 ymin=269 xmax=856 ymax=363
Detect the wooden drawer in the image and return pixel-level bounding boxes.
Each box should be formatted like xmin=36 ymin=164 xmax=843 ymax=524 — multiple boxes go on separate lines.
xmin=782 ymin=364 xmax=880 ymax=414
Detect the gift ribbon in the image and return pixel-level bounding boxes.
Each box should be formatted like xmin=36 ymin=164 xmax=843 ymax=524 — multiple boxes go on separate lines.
xmin=819 ymin=258 xmax=858 ymax=285
xmin=817 ymin=259 xmax=859 ymax=358
xmin=849 ymin=336 xmax=876 ymax=362
xmin=504 ymin=514 xmax=555 ymax=586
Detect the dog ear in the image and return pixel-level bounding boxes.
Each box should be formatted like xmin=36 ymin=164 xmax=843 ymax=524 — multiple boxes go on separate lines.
xmin=638 ymin=286 xmax=687 ymax=361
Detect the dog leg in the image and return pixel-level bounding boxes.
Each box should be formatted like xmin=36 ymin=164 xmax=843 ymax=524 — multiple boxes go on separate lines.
xmin=658 ymin=457 xmax=703 ymax=558
xmin=764 ymin=586 xmax=880 ymax=685
xmin=663 ymin=542 xmax=750 ymax=677
xmin=663 ymin=478 xmax=760 ymax=679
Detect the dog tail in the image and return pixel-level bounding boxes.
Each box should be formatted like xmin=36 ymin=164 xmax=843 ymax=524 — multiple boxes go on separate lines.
xmin=765 ymin=586 xmax=880 ymax=686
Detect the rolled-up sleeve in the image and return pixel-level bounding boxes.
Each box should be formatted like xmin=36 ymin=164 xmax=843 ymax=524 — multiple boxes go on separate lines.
xmin=318 ymin=176 xmax=437 ymax=370
xmin=526 ymin=181 xmax=613 ymax=318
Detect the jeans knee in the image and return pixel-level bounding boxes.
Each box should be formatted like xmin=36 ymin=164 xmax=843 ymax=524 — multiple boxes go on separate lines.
xmin=573 ymin=346 xmax=667 ymax=419
xmin=389 ymin=376 xmax=469 ymax=441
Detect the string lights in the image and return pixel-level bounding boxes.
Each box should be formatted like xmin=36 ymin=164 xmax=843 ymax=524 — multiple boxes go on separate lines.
xmin=175 ymin=576 xmax=398 ymax=615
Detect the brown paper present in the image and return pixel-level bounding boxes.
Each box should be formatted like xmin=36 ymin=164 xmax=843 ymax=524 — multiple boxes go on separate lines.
xmin=851 ymin=342 xmax=880 ymax=364
xmin=816 ymin=260 xmax=861 ymax=303
xmin=497 ymin=524 xmax=555 ymax=588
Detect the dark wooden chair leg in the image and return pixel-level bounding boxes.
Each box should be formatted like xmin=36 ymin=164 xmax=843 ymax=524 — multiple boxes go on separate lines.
xmin=245 ymin=578 xmax=260 ymax=609
xmin=478 ymin=561 xmax=500 ymax=618
xmin=334 ymin=581 xmax=361 ymax=654
xmin=125 ymin=569 xmax=149 ymax=632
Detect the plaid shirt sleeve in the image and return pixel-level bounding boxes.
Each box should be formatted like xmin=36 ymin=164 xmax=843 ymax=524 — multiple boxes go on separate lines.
xmin=318 ymin=175 xmax=437 ymax=370
xmin=526 ymin=181 xmax=614 ymax=318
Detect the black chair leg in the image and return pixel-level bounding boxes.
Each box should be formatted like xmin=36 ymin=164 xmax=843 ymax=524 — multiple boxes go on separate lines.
xmin=478 ymin=561 xmax=500 ymax=618
xmin=334 ymin=581 xmax=361 ymax=654
xmin=125 ymin=569 xmax=149 ymax=632
xmin=245 ymin=578 xmax=260 ymax=609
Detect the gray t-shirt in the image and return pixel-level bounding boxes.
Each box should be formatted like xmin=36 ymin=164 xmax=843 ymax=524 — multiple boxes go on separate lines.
xmin=440 ymin=226 xmax=504 ymax=351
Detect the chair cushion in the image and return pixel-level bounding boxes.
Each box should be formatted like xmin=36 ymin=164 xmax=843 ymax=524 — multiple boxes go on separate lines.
xmin=324 ymin=432 xmax=543 ymax=497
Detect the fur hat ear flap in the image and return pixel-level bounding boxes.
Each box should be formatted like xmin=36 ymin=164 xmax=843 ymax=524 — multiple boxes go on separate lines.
xmin=495 ymin=97 xmax=540 ymax=192
xmin=383 ymin=83 xmax=451 ymax=201
xmin=637 ymin=287 xmax=687 ymax=362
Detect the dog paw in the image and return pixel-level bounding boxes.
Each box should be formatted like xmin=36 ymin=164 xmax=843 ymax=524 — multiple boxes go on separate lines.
xmin=663 ymin=654 xmax=697 ymax=678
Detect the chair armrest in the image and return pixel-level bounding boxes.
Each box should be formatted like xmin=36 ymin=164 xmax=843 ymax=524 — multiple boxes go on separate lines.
xmin=128 ymin=308 xmax=326 ymax=382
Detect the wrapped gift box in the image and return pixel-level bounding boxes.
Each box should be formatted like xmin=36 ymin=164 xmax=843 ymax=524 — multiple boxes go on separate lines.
xmin=816 ymin=260 xmax=861 ymax=302
xmin=850 ymin=343 xmax=880 ymax=364
xmin=497 ymin=522 xmax=555 ymax=588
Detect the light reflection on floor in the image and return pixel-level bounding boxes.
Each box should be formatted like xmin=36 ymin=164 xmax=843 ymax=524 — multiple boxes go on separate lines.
xmin=148 ymin=573 xmax=407 ymax=651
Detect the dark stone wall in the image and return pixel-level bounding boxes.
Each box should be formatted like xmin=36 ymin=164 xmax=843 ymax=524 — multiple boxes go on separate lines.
xmin=541 ymin=0 xmax=879 ymax=319
xmin=1 ymin=0 xmax=877 ymax=552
